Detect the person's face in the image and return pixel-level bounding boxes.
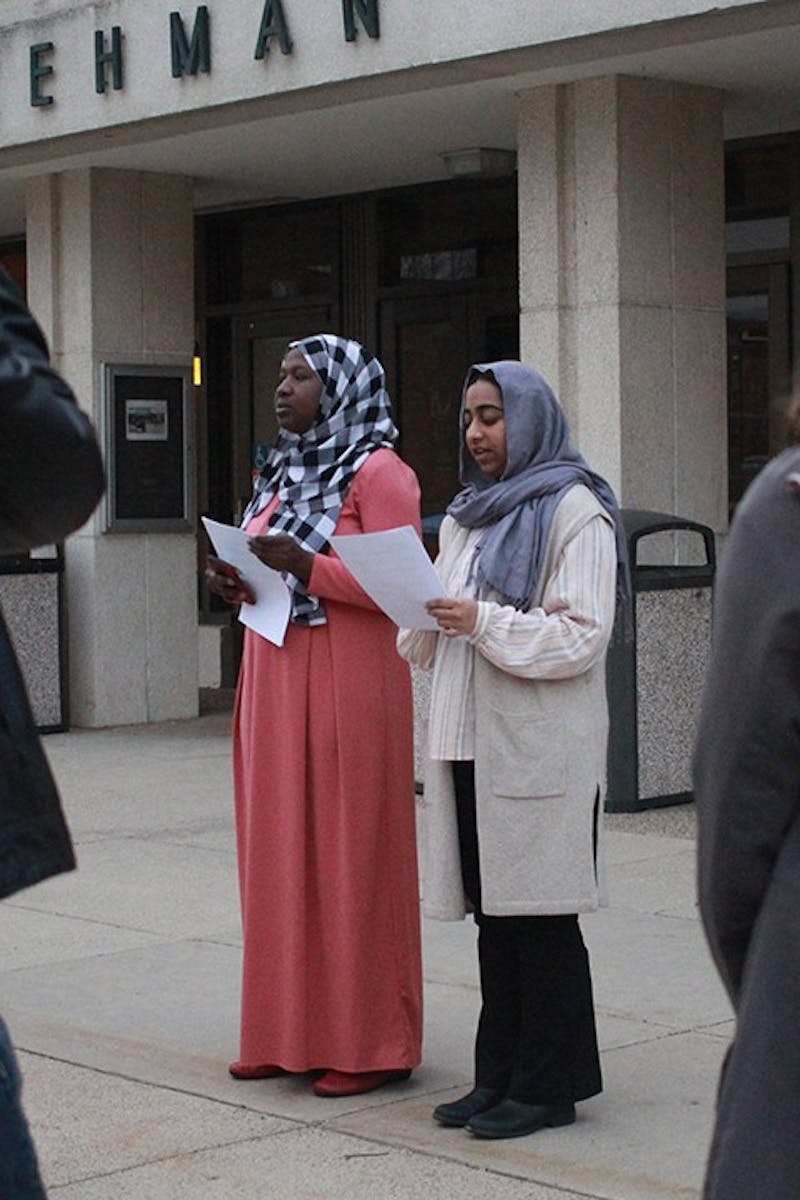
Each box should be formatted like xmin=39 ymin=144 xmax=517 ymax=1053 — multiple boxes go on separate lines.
xmin=274 ymin=348 xmax=323 ymax=435
xmin=463 ymin=379 xmax=507 ymax=479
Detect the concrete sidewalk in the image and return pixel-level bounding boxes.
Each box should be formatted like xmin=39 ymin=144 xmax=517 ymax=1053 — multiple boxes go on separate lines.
xmin=1 ymin=712 xmax=731 ymax=1199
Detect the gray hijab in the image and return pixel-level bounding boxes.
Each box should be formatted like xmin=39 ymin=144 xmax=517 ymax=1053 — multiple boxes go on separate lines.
xmin=447 ymin=361 xmax=630 ymax=616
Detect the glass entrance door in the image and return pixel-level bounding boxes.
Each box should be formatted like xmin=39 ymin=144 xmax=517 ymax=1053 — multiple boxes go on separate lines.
xmin=233 ymin=308 xmax=331 ymax=519
xmin=726 ymin=262 xmax=791 ymax=507
xmin=380 ymin=290 xmax=519 ymax=519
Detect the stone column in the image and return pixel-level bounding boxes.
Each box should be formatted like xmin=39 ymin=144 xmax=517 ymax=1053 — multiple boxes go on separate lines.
xmin=26 ymin=168 xmax=198 ymax=726
xmin=518 ymin=76 xmax=727 ymax=537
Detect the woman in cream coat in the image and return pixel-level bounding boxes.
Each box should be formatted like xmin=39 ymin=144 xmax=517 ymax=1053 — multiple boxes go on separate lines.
xmin=398 ymin=361 xmax=627 ymax=1140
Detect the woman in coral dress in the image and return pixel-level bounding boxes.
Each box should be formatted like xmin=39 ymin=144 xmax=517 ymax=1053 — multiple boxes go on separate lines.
xmin=206 ymin=334 xmax=422 ymax=1098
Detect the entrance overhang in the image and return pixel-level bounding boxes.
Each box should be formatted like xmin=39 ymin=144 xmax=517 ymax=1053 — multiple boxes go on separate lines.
xmin=1 ymin=2 xmax=800 ymax=234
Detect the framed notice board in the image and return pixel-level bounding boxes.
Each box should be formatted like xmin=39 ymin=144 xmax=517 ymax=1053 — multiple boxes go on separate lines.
xmin=103 ymin=363 xmax=194 ymax=532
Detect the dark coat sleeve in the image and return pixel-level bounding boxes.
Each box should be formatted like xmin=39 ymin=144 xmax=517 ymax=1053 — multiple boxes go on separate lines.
xmin=0 ymin=267 xmax=104 ymax=552
xmin=0 ymin=268 xmax=104 ymax=898
xmin=0 ymin=620 xmax=77 ymax=899
xmin=693 ymin=450 xmax=800 ymax=1005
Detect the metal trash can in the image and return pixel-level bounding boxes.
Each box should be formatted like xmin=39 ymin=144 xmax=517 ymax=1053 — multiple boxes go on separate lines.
xmin=605 ymin=510 xmax=715 ymax=812
xmin=0 ymin=545 xmax=68 ymax=732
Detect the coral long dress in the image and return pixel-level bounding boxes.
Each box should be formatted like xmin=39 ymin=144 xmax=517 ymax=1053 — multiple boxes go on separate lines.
xmin=233 ymin=449 xmax=423 ymax=1072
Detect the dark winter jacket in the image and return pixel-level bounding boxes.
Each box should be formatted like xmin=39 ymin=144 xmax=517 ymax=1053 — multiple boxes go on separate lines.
xmin=694 ymin=447 xmax=800 ymax=1003
xmin=694 ymin=446 xmax=800 ymax=1200
xmin=0 ymin=267 xmax=104 ymax=899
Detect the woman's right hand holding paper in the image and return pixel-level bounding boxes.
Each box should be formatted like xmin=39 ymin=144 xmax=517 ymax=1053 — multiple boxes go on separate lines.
xmin=205 ymin=555 xmax=256 ymax=605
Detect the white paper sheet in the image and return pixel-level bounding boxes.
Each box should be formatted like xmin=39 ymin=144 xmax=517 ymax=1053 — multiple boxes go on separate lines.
xmin=201 ymin=517 xmax=292 ymax=647
xmin=330 ymin=525 xmax=446 ymax=630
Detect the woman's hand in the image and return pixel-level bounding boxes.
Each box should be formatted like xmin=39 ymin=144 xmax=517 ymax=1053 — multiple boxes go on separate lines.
xmin=426 ymin=597 xmax=478 ymax=638
xmin=205 ymin=556 xmax=256 ymax=606
xmin=249 ymin=533 xmax=314 ymax=586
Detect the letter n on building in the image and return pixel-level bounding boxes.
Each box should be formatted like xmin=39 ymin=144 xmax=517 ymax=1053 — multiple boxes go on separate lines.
xmin=342 ymin=0 xmax=379 ymax=42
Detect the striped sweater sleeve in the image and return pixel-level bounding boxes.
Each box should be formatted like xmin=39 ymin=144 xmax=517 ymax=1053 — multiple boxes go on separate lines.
xmin=468 ymin=514 xmax=617 ymax=679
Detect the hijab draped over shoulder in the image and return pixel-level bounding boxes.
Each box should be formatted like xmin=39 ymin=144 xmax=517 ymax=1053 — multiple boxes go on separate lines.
xmin=243 ymin=333 xmax=398 ymax=625
xmin=447 ymin=360 xmax=630 ymax=620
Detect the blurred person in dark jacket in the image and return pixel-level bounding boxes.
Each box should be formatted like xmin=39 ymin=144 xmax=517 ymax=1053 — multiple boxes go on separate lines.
xmin=694 ymin=443 xmax=800 ymax=1200
xmin=0 ymin=266 xmax=104 ymax=1198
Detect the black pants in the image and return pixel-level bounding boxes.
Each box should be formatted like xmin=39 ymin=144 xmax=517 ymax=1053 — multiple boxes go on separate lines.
xmin=0 ymin=1018 xmax=47 ymax=1200
xmin=452 ymin=760 xmax=602 ymax=1105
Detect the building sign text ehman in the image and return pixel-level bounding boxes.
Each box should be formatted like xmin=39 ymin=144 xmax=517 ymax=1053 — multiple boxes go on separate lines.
xmin=28 ymin=1 xmax=380 ymax=106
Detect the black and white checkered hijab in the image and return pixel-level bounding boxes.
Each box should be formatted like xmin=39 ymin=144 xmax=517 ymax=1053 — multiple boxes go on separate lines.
xmin=242 ymin=334 xmax=398 ymax=625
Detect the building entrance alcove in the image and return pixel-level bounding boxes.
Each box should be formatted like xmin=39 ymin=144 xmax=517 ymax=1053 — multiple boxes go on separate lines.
xmin=196 ymin=175 xmax=519 ymax=651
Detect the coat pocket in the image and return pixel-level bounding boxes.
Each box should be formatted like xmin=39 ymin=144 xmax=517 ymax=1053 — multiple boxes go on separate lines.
xmin=488 ymin=708 xmax=566 ymax=798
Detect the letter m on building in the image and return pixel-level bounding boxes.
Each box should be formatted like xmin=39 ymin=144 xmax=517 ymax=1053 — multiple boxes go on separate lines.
xmin=170 ymin=6 xmax=211 ymax=78
xmin=342 ymin=0 xmax=379 ymax=42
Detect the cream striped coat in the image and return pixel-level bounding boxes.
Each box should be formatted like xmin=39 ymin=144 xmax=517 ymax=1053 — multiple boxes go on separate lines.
xmin=397 ymin=484 xmax=617 ymax=918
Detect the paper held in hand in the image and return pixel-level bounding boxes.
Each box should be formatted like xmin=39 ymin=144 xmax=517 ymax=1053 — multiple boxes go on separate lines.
xmin=330 ymin=525 xmax=445 ymax=630
xmin=201 ymin=517 xmax=291 ymax=647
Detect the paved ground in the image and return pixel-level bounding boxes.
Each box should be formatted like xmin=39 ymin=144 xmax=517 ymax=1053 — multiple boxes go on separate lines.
xmin=1 ymin=711 xmax=730 ymax=1199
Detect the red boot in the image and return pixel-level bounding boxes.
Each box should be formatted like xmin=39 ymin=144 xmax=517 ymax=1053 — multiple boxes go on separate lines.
xmin=228 ymin=1061 xmax=284 ymax=1080
xmin=313 ymin=1068 xmax=411 ymax=1097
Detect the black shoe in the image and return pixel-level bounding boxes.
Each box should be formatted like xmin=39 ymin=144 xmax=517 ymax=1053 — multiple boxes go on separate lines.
xmin=466 ymin=1098 xmax=576 ymax=1139
xmin=433 ymin=1086 xmax=503 ymax=1128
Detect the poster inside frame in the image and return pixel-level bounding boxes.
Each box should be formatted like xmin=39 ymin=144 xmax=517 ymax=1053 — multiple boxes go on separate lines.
xmin=103 ymin=363 xmax=194 ymax=532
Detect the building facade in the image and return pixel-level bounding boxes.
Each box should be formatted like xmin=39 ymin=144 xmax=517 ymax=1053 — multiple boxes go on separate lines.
xmin=1 ymin=0 xmax=798 ymax=724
